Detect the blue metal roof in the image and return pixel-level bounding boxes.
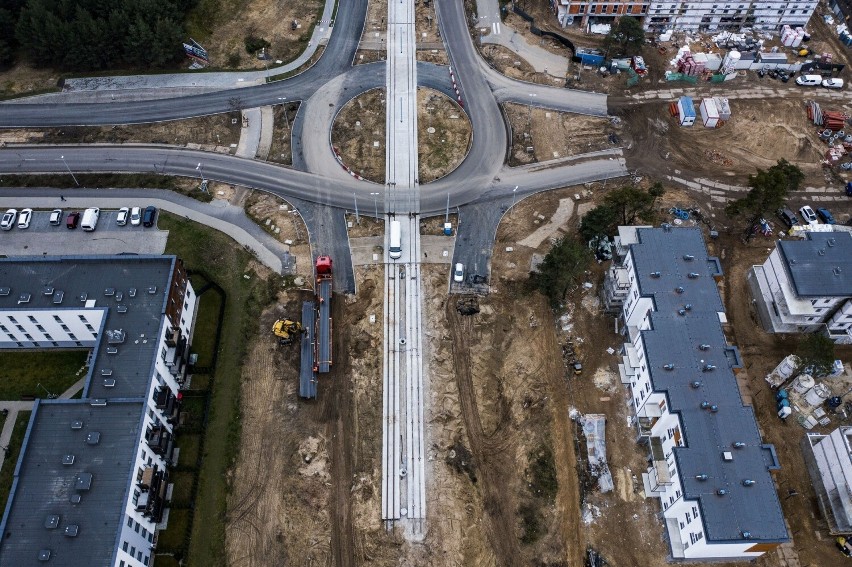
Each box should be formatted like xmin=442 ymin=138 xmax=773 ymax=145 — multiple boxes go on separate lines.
xmin=632 ymin=227 xmax=788 ymax=544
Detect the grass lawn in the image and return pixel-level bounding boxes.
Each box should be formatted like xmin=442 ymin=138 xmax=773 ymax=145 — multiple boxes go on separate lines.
xmin=175 ymin=434 xmax=202 ymax=469
xmin=179 ymin=397 xmax=206 ymax=433
xmin=152 ymin=556 xmax=180 ymax=567
xmin=160 ymin=213 xmax=281 ymax=566
xmin=0 ymin=411 xmax=32 ymax=514
xmin=169 ymin=471 xmax=196 ymax=508
xmin=190 ymin=291 xmax=222 ymax=368
xmin=156 ymin=508 xmax=191 ymax=554
xmin=0 ymin=350 xmax=88 ymax=401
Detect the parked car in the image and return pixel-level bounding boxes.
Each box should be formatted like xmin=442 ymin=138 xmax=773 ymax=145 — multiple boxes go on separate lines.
xmin=142 ymin=206 xmax=157 ymax=227
xmin=0 ymin=209 xmax=17 ymax=231
xmin=17 ymin=208 xmax=32 ymax=229
xmin=116 ymin=207 xmax=130 ymax=226
xmin=453 ymin=263 xmax=465 ymax=283
xmin=796 ymin=74 xmax=822 ymax=86
xmin=817 ymin=207 xmax=836 ymax=224
xmin=49 ymin=209 xmax=63 ymax=226
xmin=66 ymin=211 xmax=80 ymax=229
xmin=130 ymin=206 xmax=141 ymax=226
xmin=777 ymin=207 xmax=799 ymax=228
xmin=823 ymin=78 xmax=845 ymax=89
xmin=799 ymin=205 xmax=819 ymax=225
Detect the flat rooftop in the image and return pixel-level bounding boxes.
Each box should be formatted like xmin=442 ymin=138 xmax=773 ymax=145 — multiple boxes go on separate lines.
xmin=778 ymin=232 xmax=852 ymax=298
xmin=633 ymin=227 xmax=788 ymax=544
xmin=0 ymin=399 xmax=144 ymax=567
xmin=0 ymin=255 xmax=175 ymax=399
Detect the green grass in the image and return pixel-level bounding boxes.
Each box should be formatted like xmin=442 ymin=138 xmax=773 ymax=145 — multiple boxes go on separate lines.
xmin=0 ymin=411 xmax=32 ymax=514
xmin=176 ymin=434 xmax=202 ymax=469
xmin=190 ymin=292 xmax=222 ymax=367
xmin=179 ymin=397 xmax=206 ymax=433
xmin=156 ymin=508 xmax=191 ymax=554
xmin=0 ymin=350 xmax=88 ymax=400
xmin=0 ymin=173 xmax=179 ymax=190
xmin=152 ymin=556 xmax=181 ymax=567
xmin=169 ymin=471 xmax=196 ymax=508
xmin=158 ymin=212 xmax=282 ymax=566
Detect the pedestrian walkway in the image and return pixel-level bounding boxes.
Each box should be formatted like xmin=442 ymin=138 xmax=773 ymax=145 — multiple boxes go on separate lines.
xmin=257 ymin=106 xmax=275 ymax=160
xmin=236 ymin=108 xmax=262 ymax=158
xmin=475 ymin=0 xmax=503 ymax=35
xmin=481 ymin=29 xmax=569 ymax=77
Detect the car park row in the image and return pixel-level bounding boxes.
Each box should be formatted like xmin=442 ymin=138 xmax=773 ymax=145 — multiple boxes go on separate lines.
xmin=776 ymin=204 xmax=842 ymax=228
xmin=1 ymin=206 xmax=157 ymax=231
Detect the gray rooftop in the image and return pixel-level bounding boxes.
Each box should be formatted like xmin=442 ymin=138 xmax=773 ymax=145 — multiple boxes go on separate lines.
xmin=0 ymin=399 xmax=144 ymax=567
xmin=0 ymin=255 xmax=175 ymax=399
xmin=778 ymin=232 xmax=852 ymax=297
xmin=633 ymin=227 xmax=788 ymax=544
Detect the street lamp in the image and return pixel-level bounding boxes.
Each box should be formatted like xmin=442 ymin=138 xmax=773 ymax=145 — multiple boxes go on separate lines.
xmin=196 ymin=163 xmax=208 ymax=193
xmin=353 ymin=192 xmax=360 ymax=224
xmin=511 ymin=186 xmax=518 ymax=216
xmin=370 ymin=192 xmax=380 ymax=219
xmin=527 ymin=93 xmax=537 ymax=125
xmin=277 ymin=97 xmax=290 ymax=129
xmin=59 ymin=155 xmax=79 ymax=187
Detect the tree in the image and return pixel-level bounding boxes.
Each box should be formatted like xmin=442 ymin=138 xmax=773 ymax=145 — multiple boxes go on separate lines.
xmin=725 ymin=159 xmax=804 ymax=227
xmin=531 ymin=236 xmax=592 ymax=308
xmin=0 ymin=9 xmax=17 ymax=68
xmin=797 ymin=333 xmax=836 ymax=378
xmin=604 ymin=16 xmax=645 ymax=57
xmin=603 ymin=186 xmax=656 ymax=226
xmin=579 ymin=205 xmax=618 ymax=242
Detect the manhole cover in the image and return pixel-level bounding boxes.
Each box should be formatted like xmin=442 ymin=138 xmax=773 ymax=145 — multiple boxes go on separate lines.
xmin=426 ymin=127 xmax=436 ymax=134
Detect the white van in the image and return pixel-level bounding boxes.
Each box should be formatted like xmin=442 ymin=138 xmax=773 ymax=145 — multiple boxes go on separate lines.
xmin=389 ymin=220 xmax=402 ymax=260
xmin=795 ymin=74 xmax=822 ymax=86
xmin=81 ymin=207 xmax=100 ymax=232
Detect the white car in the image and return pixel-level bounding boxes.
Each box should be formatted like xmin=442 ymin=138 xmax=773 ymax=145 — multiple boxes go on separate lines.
xmin=1 ymin=209 xmax=17 ymax=231
xmin=453 ymin=263 xmax=465 ymax=283
xmin=130 ymin=206 xmax=141 ymax=226
xmin=823 ymin=78 xmax=844 ymax=89
xmin=116 ymin=207 xmax=130 ymax=226
xmin=49 ymin=209 xmax=63 ymax=225
xmin=800 ymin=205 xmax=819 ymax=225
xmin=17 ymin=208 xmax=32 ymax=229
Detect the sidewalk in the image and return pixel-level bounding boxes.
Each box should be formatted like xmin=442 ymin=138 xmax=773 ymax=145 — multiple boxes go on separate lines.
xmin=481 ymin=29 xmax=569 ymax=77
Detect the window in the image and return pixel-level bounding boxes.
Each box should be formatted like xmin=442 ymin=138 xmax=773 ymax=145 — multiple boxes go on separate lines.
xmin=680 ymin=521 xmax=684 ymax=529
xmin=144 ymin=556 xmax=150 ymax=566
xmin=134 ymin=520 xmax=140 ymax=533
xmin=120 ymin=562 xmax=126 ymax=567
xmin=28 ymin=315 xmax=36 ymax=323
xmin=142 ymin=527 xmax=148 ymax=538
xmin=123 ymin=541 xmax=129 ymax=552
xmin=138 ymin=551 xmax=143 ymax=561
xmin=133 ymin=489 xmax=140 ymax=505
xmin=127 ymin=516 xmax=133 ymax=528
xmin=692 ymin=506 xmax=698 ymax=519
xmin=130 ymin=546 xmax=136 ymax=557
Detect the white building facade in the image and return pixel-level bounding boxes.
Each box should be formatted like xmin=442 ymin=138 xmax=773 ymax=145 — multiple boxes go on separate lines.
xmin=802 ymin=427 xmax=852 ymax=535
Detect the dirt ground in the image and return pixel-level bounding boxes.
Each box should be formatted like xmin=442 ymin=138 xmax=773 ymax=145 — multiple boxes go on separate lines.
xmin=0 ymin=64 xmax=61 ymax=99
xmin=418 ymin=89 xmax=472 ymax=182
xmin=197 ymin=0 xmax=322 ymax=69
xmin=504 ymin=103 xmax=618 ymax=166
xmin=331 ymin=88 xmax=387 ymax=182
xmin=266 ymin=103 xmax=300 ymax=166
xmin=243 ymin=191 xmax=313 ymax=282
xmin=0 ymin=113 xmax=242 ymax=153
xmin=480 ymin=43 xmax=560 ymax=86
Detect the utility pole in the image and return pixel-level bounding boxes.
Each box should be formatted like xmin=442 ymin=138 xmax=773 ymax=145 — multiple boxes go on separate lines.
xmin=278 ymin=97 xmax=289 ymax=129
xmin=445 ymin=192 xmax=450 ymax=223
xmin=59 ymin=155 xmax=79 ymax=187
xmin=371 ymin=192 xmax=380 ymax=219
xmin=353 ymin=192 xmax=360 ymax=224
xmin=196 ymin=163 xmax=208 ymax=193
xmin=511 ymin=186 xmax=518 ymax=216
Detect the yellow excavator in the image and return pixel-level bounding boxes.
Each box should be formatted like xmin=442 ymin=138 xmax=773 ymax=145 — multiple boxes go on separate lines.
xmin=272 ymin=318 xmax=305 ymax=345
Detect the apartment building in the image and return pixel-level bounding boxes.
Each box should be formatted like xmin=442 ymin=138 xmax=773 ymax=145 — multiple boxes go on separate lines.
xmin=748 ymin=232 xmax=852 ymax=342
xmin=802 ymin=427 xmax=852 ymax=535
xmin=0 ymin=255 xmax=196 ymax=567
xmin=551 ymin=0 xmax=816 ymax=31
xmin=612 ymin=226 xmax=788 ymax=560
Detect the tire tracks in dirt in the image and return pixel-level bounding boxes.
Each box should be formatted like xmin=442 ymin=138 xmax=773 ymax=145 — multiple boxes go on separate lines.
xmin=446 ymin=300 xmax=522 ymax=566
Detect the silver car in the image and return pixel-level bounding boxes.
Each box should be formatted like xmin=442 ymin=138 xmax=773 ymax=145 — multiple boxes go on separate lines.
xmin=1 ymin=209 xmax=17 ymax=231
xmin=116 ymin=207 xmax=130 ymax=226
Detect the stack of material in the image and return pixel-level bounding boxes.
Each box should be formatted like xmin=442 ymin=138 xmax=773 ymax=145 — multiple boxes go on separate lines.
xmin=826 ymin=146 xmax=846 ymax=162
xmin=631 ymin=55 xmax=647 ymax=75
xmin=807 ymin=100 xmax=823 ymax=126
xmin=823 ymin=110 xmax=848 ymax=131
xmin=677 ymin=53 xmax=705 ymax=76
xmin=714 ymin=97 xmax=732 ymax=121
xmin=781 ymin=25 xmax=807 ymax=47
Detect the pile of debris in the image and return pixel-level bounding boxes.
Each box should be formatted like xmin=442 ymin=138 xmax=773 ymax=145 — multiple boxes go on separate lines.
xmin=456 ymin=297 xmax=479 ymax=316
xmin=704 ymin=149 xmax=734 ymax=166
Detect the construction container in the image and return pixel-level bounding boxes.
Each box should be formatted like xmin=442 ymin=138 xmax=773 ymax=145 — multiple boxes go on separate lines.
xmin=791 ymin=374 xmax=815 ymax=394
xmin=677 ymin=96 xmax=696 ymax=126
xmin=804 ymin=383 xmax=831 ymax=407
xmin=714 ymin=97 xmax=731 ymax=121
xmin=721 ymin=50 xmax=740 ymax=74
xmin=700 ymin=97 xmax=720 ymax=128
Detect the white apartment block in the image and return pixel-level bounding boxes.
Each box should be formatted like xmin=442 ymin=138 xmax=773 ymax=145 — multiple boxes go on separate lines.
xmin=802 ymin=427 xmax=852 ymax=535
xmin=748 ymin=232 xmax=852 ymax=343
xmin=0 ymin=255 xmax=196 ymax=567
xmin=612 ymin=226 xmax=788 ymax=560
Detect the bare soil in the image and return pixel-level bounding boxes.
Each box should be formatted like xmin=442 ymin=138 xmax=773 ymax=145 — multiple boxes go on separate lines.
xmin=503 ymin=103 xmax=617 ymax=166
xmin=199 ymin=0 xmax=323 ymax=69
xmin=243 ymin=191 xmax=313 ymax=282
xmin=0 ymin=64 xmax=61 ymax=99
xmin=0 ymin=113 xmax=242 ymax=153
xmin=331 ymin=88 xmax=387 ymax=183
xmin=418 ymin=89 xmax=472 ymax=183
xmin=266 ymin=103 xmax=300 ymax=166
xmin=480 ymin=44 xmax=556 ymax=86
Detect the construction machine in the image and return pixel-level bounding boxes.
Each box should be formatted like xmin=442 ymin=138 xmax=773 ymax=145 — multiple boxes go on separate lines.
xmin=272 ymin=318 xmax=304 ymax=345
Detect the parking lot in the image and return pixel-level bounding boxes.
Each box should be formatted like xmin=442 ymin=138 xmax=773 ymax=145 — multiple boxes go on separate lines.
xmin=0 ymin=209 xmax=167 ymax=256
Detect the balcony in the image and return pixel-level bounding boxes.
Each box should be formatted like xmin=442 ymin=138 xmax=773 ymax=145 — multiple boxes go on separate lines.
xmin=145 ymin=426 xmax=174 ymax=459
xmin=152 ymin=386 xmax=181 ymax=423
xmin=164 ymin=326 xmax=181 ymax=348
xmin=136 ymin=465 xmax=169 ymax=523
xmin=648 ymin=436 xmax=672 ymax=487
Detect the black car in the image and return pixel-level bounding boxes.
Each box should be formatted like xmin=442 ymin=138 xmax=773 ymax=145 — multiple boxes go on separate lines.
xmin=777 ymin=207 xmax=799 ymax=228
xmin=142 ymin=206 xmax=157 ymax=228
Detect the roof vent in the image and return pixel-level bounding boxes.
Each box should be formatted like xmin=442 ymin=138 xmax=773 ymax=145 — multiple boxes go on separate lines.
xmin=703 ymin=364 xmax=716 ymax=372
xmin=78 ymin=292 xmax=87 ymax=302
xmin=90 ymin=399 xmax=107 ymax=407
xmin=17 ymin=293 xmax=31 ymax=304
xmin=683 ymin=255 xmax=695 ymax=261
xmin=42 ymin=286 xmax=54 ymax=296
xmin=86 ymin=432 xmax=100 ymax=445
xmin=834 ymin=267 xmax=843 ymax=277
xmin=70 ymin=420 xmax=83 ymax=430
xmin=828 ymin=238 xmax=837 ymax=247
xmin=733 ymin=442 xmax=746 ymax=449
xmin=688 ymin=272 xmax=700 ymax=279
xmin=52 ymin=291 xmax=64 ymax=304
xmin=691 ymin=381 xmax=702 ymax=388
xmin=44 ymin=515 xmax=59 ymax=529
xmin=74 ymin=473 xmax=93 ymax=491
xmin=0 ymin=287 xmax=9 ymax=296
xmin=104 ymin=288 xmax=115 ymax=296
xmin=662 ymin=223 xmax=672 ymax=232
xmin=62 ymin=454 xmax=74 ymax=466
xmin=722 ymin=451 xmax=734 ymax=461
xmin=742 ymin=479 xmax=756 ymax=486
xmin=819 ymin=249 xmax=826 ymax=256
xmin=651 ymin=271 xmax=661 ymax=278
xmin=684 ymin=304 xmax=693 ymax=311
xmin=700 ymin=401 xmax=711 ymax=409
xmin=128 ymin=288 xmax=137 ymax=297
xmin=675 ymin=286 xmax=685 ymax=294
xmin=63 ymin=525 xmax=79 ymax=538
xmin=69 ymin=494 xmax=81 ymax=505
xmin=716 ymin=489 xmax=728 ymax=496
xmin=710 ymin=405 xmax=719 ymax=413
xmin=106 ymin=329 xmax=126 ymax=343
xmin=699 ymin=344 xmax=710 ymax=351
xmin=678 ymin=309 xmax=687 ymax=316
xmin=663 ymin=364 xmax=675 ymax=370
xmin=38 ymin=549 xmax=51 ymax=561
xmin=148 ymin=286 xmax=158 ymax=295
xmin=695 ymin=474 xmax=709 ymax=481
xmin=742 ymin=531 xmax=752 ymax=539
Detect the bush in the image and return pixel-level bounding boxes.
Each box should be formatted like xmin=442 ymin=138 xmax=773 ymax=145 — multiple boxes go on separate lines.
xmin=244 ymin=35 xmax=270 ymax=55
xmin=226 ymin=51 xmax=241 ymax=68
